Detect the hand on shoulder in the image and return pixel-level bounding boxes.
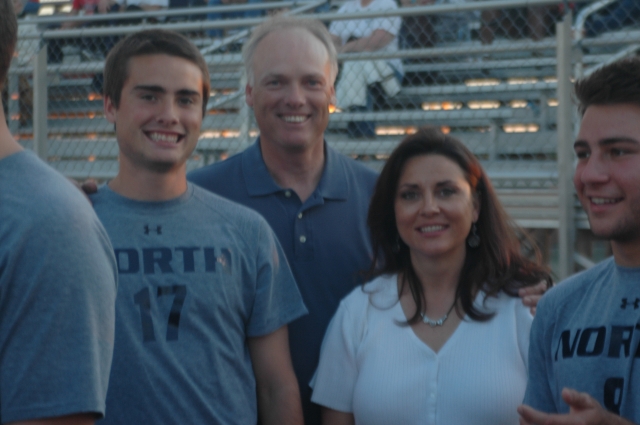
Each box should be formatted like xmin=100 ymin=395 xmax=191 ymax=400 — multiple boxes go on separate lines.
xmin=518 ymin=280 xmax=551 ymax=316
xmin=518 ymin=388 xmax=637 ymax=425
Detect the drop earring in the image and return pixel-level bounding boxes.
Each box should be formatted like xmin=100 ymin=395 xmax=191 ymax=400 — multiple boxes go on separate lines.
xmin=467 ymin=223 xmax=480 ymax=248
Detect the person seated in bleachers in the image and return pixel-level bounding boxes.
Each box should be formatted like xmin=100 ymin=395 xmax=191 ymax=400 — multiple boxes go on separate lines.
xmin=12 ymin=0 xmax=38 ymax=126
xmin=46 ymin=0 xmax=121 ymax=63
xmin=329 ymin=0 xmax=403 ymax=138
xmin=583 ymin=0 xmax=640 ymax=37
xmin=60 ymin=0 xmax=120 ymax=28
xmin=399 ymin=0 xmax=434 ymax=50
xmin=14 ymin=0 xmax=38 ymax=16
xmin=479 ymin=3 xmax=560 ymax=44
xmin=206 ymin=0 xmax=263 ymax=38
xmin=399 ymin=0 xmax=475 ymax=50
xmin=13 ymin=0 xmax=38 ymax=64
xmin=118 ymin=0 xmax=166 ymax=11
xmin=45 ymin=0 xmax=121 ymax=67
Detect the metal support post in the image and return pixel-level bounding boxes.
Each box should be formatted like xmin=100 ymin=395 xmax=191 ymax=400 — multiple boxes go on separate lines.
xmin=33 ymin=46 xmax=48 ymax=161
xmin=8 ymin=73 xmax=20 ymax=136
xmin=488 ymin=122 xmax=498 ymax=161
xmin=556 ymin=12 xmax=575 ymax=280
xmin=235 ymin=73 xmax=252 ymax=155
xmin=539 ymin=92 xmax=548 ymax=130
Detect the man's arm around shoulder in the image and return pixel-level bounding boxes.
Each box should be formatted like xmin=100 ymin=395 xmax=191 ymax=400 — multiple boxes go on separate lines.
xmin=248 ymin=326 xmax=303 ymax=425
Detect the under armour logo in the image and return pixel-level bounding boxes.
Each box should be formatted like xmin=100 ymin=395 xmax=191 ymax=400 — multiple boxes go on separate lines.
xmin=620 ymin=298 xmax=640 ymax=310
xmin=144 ymin=225 xmax=162 ymax=235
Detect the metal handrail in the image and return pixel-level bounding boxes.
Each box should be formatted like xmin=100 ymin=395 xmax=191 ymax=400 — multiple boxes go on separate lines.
xmin=582 ymin=43 xmax=640 ymax=75
xmin=574 ymin=0 xmax=617 ymax=40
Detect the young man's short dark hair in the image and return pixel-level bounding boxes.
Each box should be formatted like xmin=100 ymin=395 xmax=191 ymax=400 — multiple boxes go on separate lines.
xmin=574 ymin=56 xmax=640 ymax=115
xmin=103 ymin=29 xmax=211 ymax=117
xmin=0 ymin=0 xmax=18 ymax=89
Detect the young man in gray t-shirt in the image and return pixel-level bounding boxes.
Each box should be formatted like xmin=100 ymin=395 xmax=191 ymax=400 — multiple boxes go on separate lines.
xmin=519 ymin=58 xmax=640 ymax=425
xmin=93 ymin=29 xmax=306 ymax=425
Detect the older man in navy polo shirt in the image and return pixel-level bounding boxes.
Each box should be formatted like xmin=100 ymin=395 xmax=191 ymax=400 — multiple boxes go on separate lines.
xmin=189 ymin=17 xmax=377 ymax=424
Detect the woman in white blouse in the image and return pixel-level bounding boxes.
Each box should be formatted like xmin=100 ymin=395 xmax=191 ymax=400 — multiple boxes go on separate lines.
xmin=311 ymin=128 xmax=551 ymax=425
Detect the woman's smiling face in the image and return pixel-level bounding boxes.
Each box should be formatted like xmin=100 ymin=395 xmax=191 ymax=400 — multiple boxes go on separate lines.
xmin=394 ymin=154 xmax=479 ymax=264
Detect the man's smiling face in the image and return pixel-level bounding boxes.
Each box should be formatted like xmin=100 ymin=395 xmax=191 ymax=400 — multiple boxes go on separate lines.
xmin=245 ymin=27 xmax=335 ymax=154
xmin=104 ymin=53 xmax=203 ymax=173
xmin=574 ymin=103 xmax=640 ymax=245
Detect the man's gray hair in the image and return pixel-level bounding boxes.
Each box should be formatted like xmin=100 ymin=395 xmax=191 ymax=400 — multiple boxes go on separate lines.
xmin=242 ymin=15 xmax=338 ymax=85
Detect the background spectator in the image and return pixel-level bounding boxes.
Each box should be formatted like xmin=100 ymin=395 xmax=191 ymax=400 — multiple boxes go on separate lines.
xmin=47 ymin=0 xmax=120 ymax=64
xmin=14 ymin=0 xmax=38 ymax=16
xmin=329 ymin=0 xmax=403 ymax=138
xmin=61 ymin=0 xmax=120 ymax=28
xmin=399 ymin=0 xmax=435 ymax=50
xmin=584 ymin=0 xmax=640 ymax=37
xmin=480 ymin=3 xmax=559 ymax=44
xmin=206 ymin=0 xmax=263 ymax=38
xmin=119 ymin=0 xmax=167 ymax=11
xmin=13 ymin=0 xmax=38 ymax=126
xmin=400 ymin=0 xmax=475 ymax=50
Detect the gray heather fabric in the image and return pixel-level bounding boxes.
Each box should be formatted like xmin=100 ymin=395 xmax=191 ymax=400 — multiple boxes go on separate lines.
xmin=525 ymin=257 xmax=640 ymax=420
xmin=92 ymin=183 xmax=306 ymax=425
xmin=0 ymin=150 xmax=117 ymax=423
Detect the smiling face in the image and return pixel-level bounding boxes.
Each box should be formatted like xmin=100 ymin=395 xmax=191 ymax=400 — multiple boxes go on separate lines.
xmin=245 ymin=27 xmax=335 ymax=155
xmin=394 ymin=154 xmax=479 ymax=265
xmin=574 ymin=103 xmax=640 ymax=247
xmin=104 ymin=54 xmax=203 ymax=174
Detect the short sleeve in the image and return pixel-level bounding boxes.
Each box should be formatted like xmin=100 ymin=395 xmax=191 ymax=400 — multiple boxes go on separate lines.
xmin=523 ymin=294 xmax=558 ymax=411
xmin=329 ymin=2 xmax=352 ymax=42
xmin=0 ymin=199 xmax=117 ymax=422
xmin=310 ymin=297 xmax=362 ymax=413
xmin=329 ymin=0 xmax=401 ymax=40
xmin=245 ymin=219 xmax=307 ymax=337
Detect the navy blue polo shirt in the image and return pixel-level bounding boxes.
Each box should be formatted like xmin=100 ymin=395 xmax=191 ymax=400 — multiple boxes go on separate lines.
xmin=188 ymin=139 xmax=378 ymax=425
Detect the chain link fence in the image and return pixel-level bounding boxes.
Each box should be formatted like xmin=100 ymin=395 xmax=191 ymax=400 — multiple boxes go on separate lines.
xmin=4 ymin=0 xmax=640 ymax=273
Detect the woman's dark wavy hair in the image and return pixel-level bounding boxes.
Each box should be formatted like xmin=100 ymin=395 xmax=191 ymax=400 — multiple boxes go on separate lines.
xmin=367 ymin=127 xmax=552 ymax=324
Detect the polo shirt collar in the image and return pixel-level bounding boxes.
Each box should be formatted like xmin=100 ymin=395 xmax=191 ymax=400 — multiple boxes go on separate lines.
xmin=241 ymin=138 xmax=349 ymax=201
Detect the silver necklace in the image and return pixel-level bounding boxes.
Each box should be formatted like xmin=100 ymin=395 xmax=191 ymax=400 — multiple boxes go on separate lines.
xmin=420 ymin=301 xmax=456 ymax=327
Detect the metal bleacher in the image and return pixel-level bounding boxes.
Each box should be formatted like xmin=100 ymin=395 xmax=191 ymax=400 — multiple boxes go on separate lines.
xmin=8 ymin=0 xmax=640 ymax=273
